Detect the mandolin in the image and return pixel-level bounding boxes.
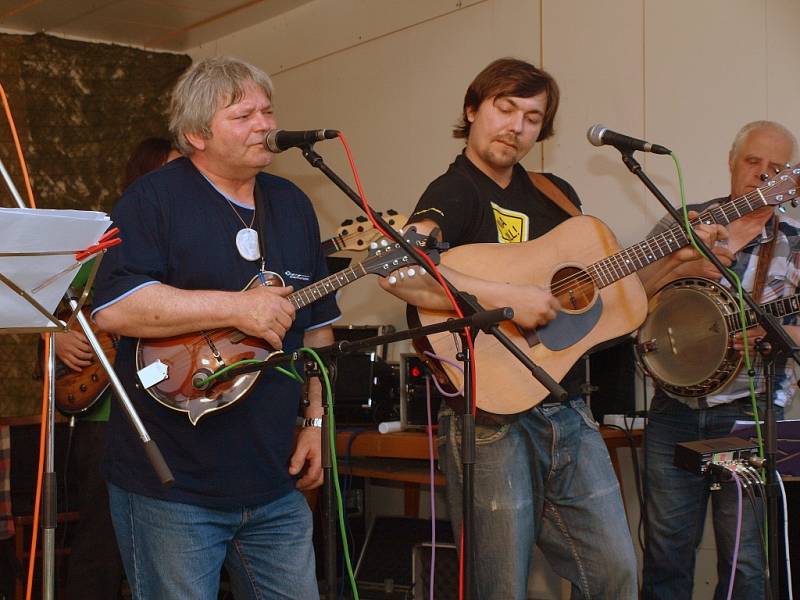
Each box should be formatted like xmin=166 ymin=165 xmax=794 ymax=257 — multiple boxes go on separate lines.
xmin=412 ymin=163 xmax=800 ymax=414
xmin=136 ymin=229 xmax=439 ymax=424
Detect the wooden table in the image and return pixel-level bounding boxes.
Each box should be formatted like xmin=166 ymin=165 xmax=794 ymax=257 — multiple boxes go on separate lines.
xmin=333 ymin=426 xmax=642 ymax=517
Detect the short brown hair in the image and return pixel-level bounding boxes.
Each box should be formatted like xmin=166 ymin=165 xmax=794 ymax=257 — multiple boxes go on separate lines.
xmin=453 ymin=58 xmax=560 ymax=142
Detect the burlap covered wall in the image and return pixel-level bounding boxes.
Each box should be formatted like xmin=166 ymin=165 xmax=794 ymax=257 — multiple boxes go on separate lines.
xmin=0 ymin=33 xmax=190 ymax=416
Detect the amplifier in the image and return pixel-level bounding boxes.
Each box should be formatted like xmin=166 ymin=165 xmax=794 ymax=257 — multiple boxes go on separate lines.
xmin=400 ymin=353 xmax=446 ymax=429
xmin=674 ymin=436 xmax=759 ymax=476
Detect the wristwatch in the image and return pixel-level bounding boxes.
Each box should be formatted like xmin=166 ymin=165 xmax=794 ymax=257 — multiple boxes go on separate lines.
xmin=302 ymin=417 xmax=323 ymax=428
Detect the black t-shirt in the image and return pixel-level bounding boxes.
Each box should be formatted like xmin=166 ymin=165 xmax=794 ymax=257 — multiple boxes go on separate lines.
xmin=408 ymin=153 xmax=586 ymax=403
xmin=92 ymin=157 xmax=340 ymax=508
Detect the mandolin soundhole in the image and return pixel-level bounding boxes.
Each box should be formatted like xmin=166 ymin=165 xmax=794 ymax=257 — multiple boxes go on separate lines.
xmin=550 ymin=266 xmax=597 ymax=313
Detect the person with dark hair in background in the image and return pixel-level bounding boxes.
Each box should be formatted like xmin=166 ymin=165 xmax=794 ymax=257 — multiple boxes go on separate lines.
xmin=56 ymin=135 xmax=176 ymax=599
xmin=381 ymin=57 xmax=726 ymax=599
xmin=92 ymin=56 xmax=337 ymax=599
xmin=123 ymin=137 xmax=180 ymax=188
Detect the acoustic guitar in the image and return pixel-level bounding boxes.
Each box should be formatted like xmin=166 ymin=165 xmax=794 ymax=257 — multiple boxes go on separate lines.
xmin=320 ymin=209 xmax=407 ymax=255
xmin=412 ymin=163 xmax=800 ymax=414
xmin=136 ymin=229 xmax=439 ymax=424
xmin=54 ymin=309 xmax=119 ymax=415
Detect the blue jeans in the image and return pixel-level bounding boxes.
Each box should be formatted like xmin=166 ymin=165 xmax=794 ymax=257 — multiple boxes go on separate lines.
xmin=642 ymin=395 xmax=781 ymax=600
xmin=438 ymin=398 xmax=637 ymax=600
xmin=108 ymin=483 xmax=319 ymax=599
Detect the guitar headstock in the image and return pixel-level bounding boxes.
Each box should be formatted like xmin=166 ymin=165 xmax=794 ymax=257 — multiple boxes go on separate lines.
xmin=333 ymin=209 xmax=408 ymax=251
xmin=361 ymin=227 xmax=446 ymax=278
xmin=761 ymin=163 xmax=800 ymax=208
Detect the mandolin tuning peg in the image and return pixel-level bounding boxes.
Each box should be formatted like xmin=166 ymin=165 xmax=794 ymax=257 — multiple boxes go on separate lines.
xmin=356 ymin=215 xmax=368 ymax=222
xmin=387 ymin=209 xmax=398 ymax=215
xmin=760 ymin=173 xmax=770 ymax=181
xmin=341 ymin=219 xmax=353 ymax=226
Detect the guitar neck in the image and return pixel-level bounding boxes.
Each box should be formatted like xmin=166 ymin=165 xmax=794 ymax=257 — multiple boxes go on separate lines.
xmin=590 ymin=191 xmax=769 ymax=288
xmin=320 ymin=235 xmax=343 ymax=256
xmin=288 ymin=263 xmax=368 ymax=309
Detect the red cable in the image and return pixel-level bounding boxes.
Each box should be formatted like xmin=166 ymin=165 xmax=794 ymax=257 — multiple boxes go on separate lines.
xmin=336 ymin=133 xmax=478 ymax=600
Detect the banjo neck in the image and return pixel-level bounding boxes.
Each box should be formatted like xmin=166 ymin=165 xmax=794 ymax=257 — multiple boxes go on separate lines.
xmin=724 ymin=292 xmax=800 ymax=332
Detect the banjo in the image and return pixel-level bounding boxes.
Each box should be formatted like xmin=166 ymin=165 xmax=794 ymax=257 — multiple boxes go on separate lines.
xmin=635 ymin=277 xmax=800 ymax=398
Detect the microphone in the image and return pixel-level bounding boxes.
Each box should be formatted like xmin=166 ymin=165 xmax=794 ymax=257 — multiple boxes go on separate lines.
xmin=264 ymin=129 xmax=339 ymax=153
xmin=586 ymin=124 xmax=671 ymax=155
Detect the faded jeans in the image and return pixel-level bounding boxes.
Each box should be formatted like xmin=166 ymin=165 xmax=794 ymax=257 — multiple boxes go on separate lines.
xmin=438 ymin=397 xmax=637 ymax=600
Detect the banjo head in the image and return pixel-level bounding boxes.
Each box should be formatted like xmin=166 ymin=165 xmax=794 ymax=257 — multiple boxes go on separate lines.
xmin=637 ymin=278 xmax=739 ymax=395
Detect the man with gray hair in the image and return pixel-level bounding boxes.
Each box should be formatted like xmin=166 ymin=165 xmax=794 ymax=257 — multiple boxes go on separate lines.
xmin=92 ymin=56 xmax=339 ymax=599
xmin=642 ymin=120 xmax=799 ymax=599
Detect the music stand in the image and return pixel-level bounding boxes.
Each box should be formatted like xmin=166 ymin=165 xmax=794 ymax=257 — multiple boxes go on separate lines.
xmin=2 ymin=199 xmax=173 ymax=600
xmin=0 ymin=208 xmax=110 ymax=600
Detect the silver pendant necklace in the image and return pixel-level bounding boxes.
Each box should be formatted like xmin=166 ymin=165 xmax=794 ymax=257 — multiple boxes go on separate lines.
xmin=225 ymin=199 xmax=261 ymax=261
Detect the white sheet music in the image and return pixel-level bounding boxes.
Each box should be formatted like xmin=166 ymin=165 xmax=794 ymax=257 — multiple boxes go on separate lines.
xmin=0 ymin=207 xmax=111 ymax=329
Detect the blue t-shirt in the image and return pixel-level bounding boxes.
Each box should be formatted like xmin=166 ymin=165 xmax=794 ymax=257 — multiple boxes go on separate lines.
xmin=92 ymin=157 xmax=340 ymax=508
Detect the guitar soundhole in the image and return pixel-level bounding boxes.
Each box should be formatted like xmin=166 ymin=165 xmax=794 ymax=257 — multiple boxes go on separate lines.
xmin=551 ymin=266 xmax=597 ymax=313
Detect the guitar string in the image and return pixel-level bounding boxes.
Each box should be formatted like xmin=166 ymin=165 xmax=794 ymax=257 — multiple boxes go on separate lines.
xmin=546 ymin=185 xmax=786 ymax=297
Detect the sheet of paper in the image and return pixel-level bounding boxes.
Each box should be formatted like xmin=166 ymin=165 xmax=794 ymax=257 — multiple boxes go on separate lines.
xmin=0 ymin=208 xmax=111 ymax=329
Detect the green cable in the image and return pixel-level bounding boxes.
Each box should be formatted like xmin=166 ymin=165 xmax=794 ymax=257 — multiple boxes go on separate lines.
xmin=299 ymin=347 xmax=360 ymax=600
xmin=194 ymin=356 xmax=305 ymax=390
xmin=672 ymin=153 xmax=768 ymax=553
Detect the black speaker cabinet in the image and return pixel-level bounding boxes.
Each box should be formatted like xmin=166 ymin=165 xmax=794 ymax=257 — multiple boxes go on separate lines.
xmin=354 ymin=516 xmax=454 ymax=597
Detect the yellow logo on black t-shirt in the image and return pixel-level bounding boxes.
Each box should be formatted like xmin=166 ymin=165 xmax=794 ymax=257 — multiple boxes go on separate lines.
xmin=491 ymin=202 xmax=529 ymax=243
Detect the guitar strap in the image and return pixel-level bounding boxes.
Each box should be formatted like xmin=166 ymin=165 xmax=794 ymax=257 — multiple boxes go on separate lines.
xmin=528 ymin=172 xmax=581 ymax=217
xmin=751 ymin=215 xmax=780 ymax=303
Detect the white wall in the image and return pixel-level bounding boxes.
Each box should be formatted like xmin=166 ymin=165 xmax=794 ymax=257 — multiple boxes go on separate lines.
xmin=188 ymin=1 xmax=800 ymax=597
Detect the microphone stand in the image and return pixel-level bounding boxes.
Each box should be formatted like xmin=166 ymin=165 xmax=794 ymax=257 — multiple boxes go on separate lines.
xmin=618 ymin=150 xmax=798 ymax=599
xmin=222 ymin=306 xmax=514 ymax=600
xmin=296 ymin=142 xmax=565 ymax=600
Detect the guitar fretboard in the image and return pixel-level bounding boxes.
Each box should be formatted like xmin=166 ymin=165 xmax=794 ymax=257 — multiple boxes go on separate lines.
xmin=288 ymin=263 xmax=368 ymax=309
xmin=587 ymin=189 xmax=770 ymax=288
xmin=724 ymin=293 xmax=800 ymax=332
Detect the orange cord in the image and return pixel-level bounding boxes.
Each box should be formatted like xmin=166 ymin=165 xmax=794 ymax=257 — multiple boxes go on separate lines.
xmin=1 ymin=82 xmax=46 ymax=600
xmin=335 ymin=133 xmax=478 ymax=600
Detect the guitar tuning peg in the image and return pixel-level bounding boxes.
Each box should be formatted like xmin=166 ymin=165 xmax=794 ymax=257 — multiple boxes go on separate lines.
xmin=341 ymin=219 xmax=353 ymax=226
xmin=340 ymin=229 xmax=349 ymax=236
xmin=388 ymin=275 xmax=397 ymax=285
xmin=407 ymin=268 xmax=416 ymax=278
xmin=356 ymin=215 xmax=368 ymax=222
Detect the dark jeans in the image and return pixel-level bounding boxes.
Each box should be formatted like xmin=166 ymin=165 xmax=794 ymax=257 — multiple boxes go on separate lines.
xmin=64 ymin=420 xmax=123 ymax=600
xmin=642 ymin=395 xmax=782 ymax=600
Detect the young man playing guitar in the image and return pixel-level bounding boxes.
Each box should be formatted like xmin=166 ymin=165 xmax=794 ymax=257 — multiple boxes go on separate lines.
xmin=92 ymin=57 xmax=339 ymax=599
xmin=381 ymin=58 xmax=725 ymax=599
xmin=641 ymin=121 xmax=800 ymax=600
